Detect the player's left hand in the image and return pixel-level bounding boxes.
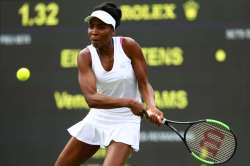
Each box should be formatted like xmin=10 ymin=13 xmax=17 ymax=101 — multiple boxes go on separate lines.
xmin=145 ymin=107 xmax=164 ymax=126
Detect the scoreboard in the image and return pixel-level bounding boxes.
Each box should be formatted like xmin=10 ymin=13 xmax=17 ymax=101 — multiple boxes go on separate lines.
xmin=1 ymin=0 xmax=249 ymax=165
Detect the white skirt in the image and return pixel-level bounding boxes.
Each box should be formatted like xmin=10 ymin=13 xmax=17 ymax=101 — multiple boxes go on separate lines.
xmin=67 ymin=108 xmax=141 ymax=151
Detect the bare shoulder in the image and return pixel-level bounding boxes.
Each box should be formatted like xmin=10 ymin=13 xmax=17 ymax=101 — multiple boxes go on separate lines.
xmin=78 ymin=47 xmax=91 ymax=67
xmin=79 ymin=47 xmax=91 ymax=60
xmin=121 ymin=36 xmax=140 ymax=48
xmin=121 ymin=36 xmax=141 ymax=59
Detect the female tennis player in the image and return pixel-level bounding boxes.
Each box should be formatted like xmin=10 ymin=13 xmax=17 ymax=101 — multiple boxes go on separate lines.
xmin=55 ymin=2 xmax=164 ymax=166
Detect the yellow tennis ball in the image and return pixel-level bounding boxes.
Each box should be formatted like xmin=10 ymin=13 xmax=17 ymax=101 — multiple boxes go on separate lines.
xmin=215 ymin=49 xmax=227 ymax=62
xmin=16 ymin=67 xmax=30 ymax=81
xmin=200 ymin=147 xmax=208 ymax=158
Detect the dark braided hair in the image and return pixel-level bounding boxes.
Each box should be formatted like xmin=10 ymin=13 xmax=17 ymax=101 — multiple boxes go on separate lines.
xmin=93 ymin=2 xmax=122 ymax=28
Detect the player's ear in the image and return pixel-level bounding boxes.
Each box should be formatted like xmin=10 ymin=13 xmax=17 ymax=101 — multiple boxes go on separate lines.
xmin=112 ymin=30 xmax=115 ymax=36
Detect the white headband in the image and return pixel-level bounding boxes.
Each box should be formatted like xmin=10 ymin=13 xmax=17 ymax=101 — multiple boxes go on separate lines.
xmin=84 ymin=10 xmax=116 ymax=30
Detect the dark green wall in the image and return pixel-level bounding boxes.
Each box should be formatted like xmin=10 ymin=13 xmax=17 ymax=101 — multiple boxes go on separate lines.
xmin=1 ymin=0 xmax=249 ymax=165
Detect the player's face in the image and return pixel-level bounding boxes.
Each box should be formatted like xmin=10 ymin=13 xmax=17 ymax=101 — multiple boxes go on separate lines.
xmin=88 ymin=18 xmax=114 ymax=48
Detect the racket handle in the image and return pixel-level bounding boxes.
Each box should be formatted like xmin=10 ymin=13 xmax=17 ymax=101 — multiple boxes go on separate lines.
xmin=162 ymin=118 xmax=167 ymax=124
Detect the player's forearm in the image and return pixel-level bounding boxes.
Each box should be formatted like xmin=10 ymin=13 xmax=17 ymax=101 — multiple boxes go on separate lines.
xmin=85 ymin=93 xmax=134 ymax=109
xmin=139 ymin=81 xmax=156 ymax=109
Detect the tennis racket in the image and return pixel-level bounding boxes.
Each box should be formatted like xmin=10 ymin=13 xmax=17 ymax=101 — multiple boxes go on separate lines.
xmin=144 ymin=113 xmax=237 ymax=165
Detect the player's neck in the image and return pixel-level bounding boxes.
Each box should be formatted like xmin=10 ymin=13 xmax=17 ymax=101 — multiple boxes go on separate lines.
xmin=97 ymin=40 xmax=114 ymax=57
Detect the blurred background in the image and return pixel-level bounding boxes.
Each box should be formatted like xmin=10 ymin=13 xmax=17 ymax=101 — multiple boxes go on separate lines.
xmin=0 ymin=0 xmax=249 ymax=165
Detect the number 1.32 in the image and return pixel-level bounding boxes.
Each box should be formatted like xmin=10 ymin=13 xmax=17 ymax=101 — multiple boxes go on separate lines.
xmin=18 ymin=2 xmax=59 ymax=27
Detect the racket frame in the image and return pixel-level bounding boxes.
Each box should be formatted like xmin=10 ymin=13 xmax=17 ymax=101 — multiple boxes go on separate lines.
xmin=161 ymin=118 xmax=237 ymax=165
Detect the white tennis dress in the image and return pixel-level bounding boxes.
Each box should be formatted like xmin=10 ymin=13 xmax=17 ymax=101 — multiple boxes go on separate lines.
xmin=68 ymin=37 xmax=142 ymax=151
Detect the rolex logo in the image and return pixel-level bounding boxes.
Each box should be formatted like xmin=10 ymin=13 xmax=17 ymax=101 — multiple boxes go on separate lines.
xmin=183 ymin=0 xmax=200 ymax=21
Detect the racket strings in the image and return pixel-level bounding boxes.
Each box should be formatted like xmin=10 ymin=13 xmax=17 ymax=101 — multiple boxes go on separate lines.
xmin=186 ymin=122 xmax=236 ymax=164
xmin=187 ymin=123 xmax=235 ymax=162
xmin=188 ymin=127 xmax=235 ymax=162
xmin=188 ymin=133 xmax=233 ymax=162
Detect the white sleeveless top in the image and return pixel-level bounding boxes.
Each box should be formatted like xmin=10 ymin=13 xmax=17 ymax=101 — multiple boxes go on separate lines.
xmin=67 ymin=37 xmax=141 ymax=151
xmin=86 ymin=37 xmax=141 ymax=123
